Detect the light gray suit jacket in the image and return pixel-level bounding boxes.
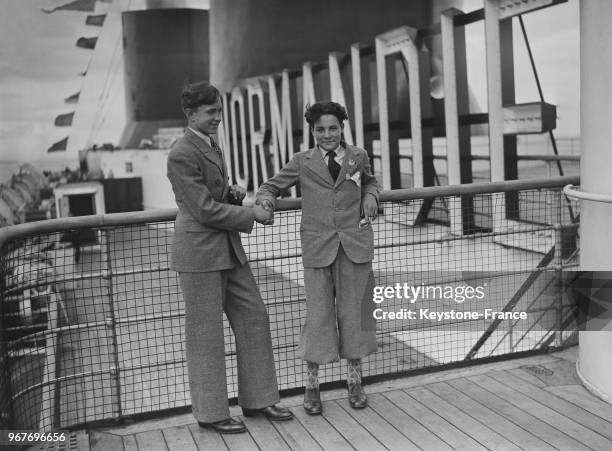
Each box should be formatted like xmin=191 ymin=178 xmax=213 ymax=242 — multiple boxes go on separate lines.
xmin=167 ymin=128 xmax=255 ymax=272
xmin=257 ymin=144 xmax=381 ymax=268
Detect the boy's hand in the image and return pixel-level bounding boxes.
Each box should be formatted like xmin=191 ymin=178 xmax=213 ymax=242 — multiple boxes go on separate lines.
xmin=257 ymin=199 xmax=275 ymax=212
xmin=362 ymin=194 xmax=378 ymax=219
xmin=254 ymin=204 xmax=274 ymax=225
xmin=229 ymin=184 xmax=247 ymax=203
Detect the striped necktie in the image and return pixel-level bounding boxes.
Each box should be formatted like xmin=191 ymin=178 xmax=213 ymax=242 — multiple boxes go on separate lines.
xmin=209 ymin=136 xmax=222 ymax=156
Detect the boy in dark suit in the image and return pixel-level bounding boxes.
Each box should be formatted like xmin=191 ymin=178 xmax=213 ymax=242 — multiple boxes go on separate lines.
xmin=167 ymin=81 xmax=292 ymax=434
xmin=257 ymin=101 xmax=380 ymax=414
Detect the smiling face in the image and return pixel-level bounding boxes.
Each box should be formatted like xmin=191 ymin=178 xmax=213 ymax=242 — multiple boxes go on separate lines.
xmin=187 ymin=98 xmax=222 ymax=135
xmin=311 ymin=114 xmax=343 ymax=152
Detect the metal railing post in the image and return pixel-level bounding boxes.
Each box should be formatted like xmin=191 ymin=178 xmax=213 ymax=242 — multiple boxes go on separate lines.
xmin=101 ymin=229 xmax=122 ymax=421
xmin=553 ymin=188 xmax=565 ymax=348
xmin=0 ymin=249 xmax=14 ymax=429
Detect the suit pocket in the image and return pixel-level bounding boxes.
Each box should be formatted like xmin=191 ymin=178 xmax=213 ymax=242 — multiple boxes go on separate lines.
xmin=181 ymin=230 xmax=226 ymax=254
xmin=356 ymin=222 xmax=374 ymax=244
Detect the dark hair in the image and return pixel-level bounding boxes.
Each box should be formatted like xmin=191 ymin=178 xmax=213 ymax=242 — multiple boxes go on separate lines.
xmin=180 ymin=81 xmax=221 ymax=111
xmin=304 ymin=101 xmax=348 ymax=127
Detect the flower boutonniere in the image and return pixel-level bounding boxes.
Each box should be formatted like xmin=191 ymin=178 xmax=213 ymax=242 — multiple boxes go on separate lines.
xmin=347 ymin=158 xmax=360 ymax=176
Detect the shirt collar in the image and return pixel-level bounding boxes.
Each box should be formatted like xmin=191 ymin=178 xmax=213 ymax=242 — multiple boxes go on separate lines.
xmin=318 ymin=143 xmax=345 ymax=159
xmin=188 ymin=127 xmax=211 ymax=146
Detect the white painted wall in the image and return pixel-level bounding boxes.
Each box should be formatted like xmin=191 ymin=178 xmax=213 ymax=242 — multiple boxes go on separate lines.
xmin=576 ymin=0 xmax=612 ymax=405
xmin=85 ymin=149 xmax=175 ymax=210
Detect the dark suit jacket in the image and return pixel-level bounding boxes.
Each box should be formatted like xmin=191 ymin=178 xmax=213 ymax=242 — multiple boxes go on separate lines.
xmin=167 ymin=128 xmax=255 ymax=272
xmin=257 ymin=144 xmax=381 ymax=268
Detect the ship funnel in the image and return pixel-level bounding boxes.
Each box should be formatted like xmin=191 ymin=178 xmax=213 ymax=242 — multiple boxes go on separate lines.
xmin=119 ymin=4 xmax=209 ymax=148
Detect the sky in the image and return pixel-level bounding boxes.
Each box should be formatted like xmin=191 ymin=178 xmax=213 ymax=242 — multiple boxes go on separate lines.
xmin=0 ymin=0 xmax=581 ymax=180
xmin=0 ymin=0 xmax=98 ymax=174
xmin=459 ymin=0 xmax=580 ymax=134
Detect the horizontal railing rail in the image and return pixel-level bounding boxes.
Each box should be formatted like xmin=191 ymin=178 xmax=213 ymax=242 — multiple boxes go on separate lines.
xmin=0 ymin=176 xmax=580 ymax=248
xmin=372 ymin=153 xmax=580 ymax=162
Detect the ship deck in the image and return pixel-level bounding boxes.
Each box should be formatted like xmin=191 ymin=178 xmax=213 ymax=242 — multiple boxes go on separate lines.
xmin=64 ymin=346 xmax=612 ymax=451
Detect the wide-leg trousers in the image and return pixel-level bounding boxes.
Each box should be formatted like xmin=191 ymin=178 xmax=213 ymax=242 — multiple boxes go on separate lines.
xmin=179 ymin=263 xmax=280 ymax=423
xmin=298 ymin=244 xmax=378 ymax=364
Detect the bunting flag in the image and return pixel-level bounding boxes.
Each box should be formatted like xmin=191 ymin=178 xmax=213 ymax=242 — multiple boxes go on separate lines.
xmin=48 ymin=137 xmax=68 ymax=152
xmin=65 ymin=92 xmax=80 ymax=104
xmin=76 ymin=36 xmax=98 ymax=49
xmin=86 ymin=14 xmax=106 ymax=26
xmin=55 ymin=112 xmax=75 ymax=127
xmin=42 ymin=0 xmax=97 ymax=14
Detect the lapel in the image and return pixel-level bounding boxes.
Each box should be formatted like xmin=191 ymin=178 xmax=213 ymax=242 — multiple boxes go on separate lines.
xmin=185 ymin=128 xmax=225 ymax=177
xmin=334 ymin=144 xmax=357 ymax=188
xmin=304 ymin=147 xmax=335 ymax=186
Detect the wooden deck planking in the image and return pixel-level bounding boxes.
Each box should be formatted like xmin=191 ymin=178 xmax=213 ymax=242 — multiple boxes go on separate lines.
xmin=84 ymin=350 xmax=612 ymax=451
xmin=383 ymin=389 xmax=488 ymax=450
xmin=336 ymin=395 xmax=419 ymax=451
xmin=270 ymin=413 xmax=324 ymax=451
xmin=453 ymin=376 xmax=592 ymax=451
xmin=162 ymin=425 xmax=199 ymax=451
xmin=241 ymin=416 xmax=292 ymax=451
xmin=122 ymin=434 xmax=139 ymax=451
xmin=289 ymin=404 xmax=354 ymax=451
xmin=470 ymin=373 xmax=612 ymax=450
xmin=547 ymin=384 xmax=612 ymax=423
xmin=489 ymin=370 xmax=612 ymax=442
xmin=134 ymin=429 xmax=168 ymax=451
xmin=407 ymin=385 xmax=522 ymax=451
xmin=89 ymin=431 xmax=124 ymax=451
xmin=187 ymin=423 xmax=228 ymax=450
xmin=220 ymin=429 xmax=260 ymax=451
xmin=427 ymin=381 xmax=556 ymax=451
xmin=367 ymin=392 xmax=451 ymax=450
xmin=320 ymin=400 xmax=386 ymax=451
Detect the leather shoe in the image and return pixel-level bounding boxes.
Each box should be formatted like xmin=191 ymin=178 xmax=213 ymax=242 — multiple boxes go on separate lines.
xmin=303 ymin=386 xmax=322 ymax=415
xmin=242 ymin=404 xmax=293 ymax=421
xmin=348 ymin=383 xmax=367 ymax=409
xmin=198 ymin=417 xmax=246 ymax=434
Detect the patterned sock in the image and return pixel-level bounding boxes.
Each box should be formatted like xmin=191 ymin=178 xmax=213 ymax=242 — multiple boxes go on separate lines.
xmin=347 ymin=359 xmax=362 ymax=385
xmin=306 ymin=362 xmax=319 ymax=389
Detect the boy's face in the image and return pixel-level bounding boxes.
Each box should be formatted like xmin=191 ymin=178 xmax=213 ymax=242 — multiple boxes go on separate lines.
xmin=188 ymin=98 xmax=222 ymax=135
xmin=312 ymin=114 xmax=343 ymax=152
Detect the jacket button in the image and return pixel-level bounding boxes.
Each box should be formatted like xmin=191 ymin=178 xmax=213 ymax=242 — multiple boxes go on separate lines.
xmin=215 ymin=179 xmax=222 ymax=186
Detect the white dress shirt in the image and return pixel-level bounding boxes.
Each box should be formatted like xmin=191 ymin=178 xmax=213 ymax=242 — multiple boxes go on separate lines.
xmin=319 ymin=144 xmax=345 ymax=166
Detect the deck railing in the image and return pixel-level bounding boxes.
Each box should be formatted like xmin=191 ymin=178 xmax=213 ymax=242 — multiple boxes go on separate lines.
xmin=0 ymin=176 xmax=581 ymax=431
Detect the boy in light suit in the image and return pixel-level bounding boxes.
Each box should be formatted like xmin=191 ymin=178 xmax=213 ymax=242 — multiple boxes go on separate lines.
xmin=167 ymin=81 xmax=292 ymax=434
xmin=257 ymin=101 xmax=380 ymax=414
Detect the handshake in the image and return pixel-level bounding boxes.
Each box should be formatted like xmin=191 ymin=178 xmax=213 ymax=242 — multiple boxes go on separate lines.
xmin=253 ymin=199 xmax=274 ymax=225
xmin=227 ymin=184 xmax=274 ymax=225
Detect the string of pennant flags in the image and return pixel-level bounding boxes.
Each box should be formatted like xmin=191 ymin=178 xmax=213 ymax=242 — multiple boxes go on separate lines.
xmin=42 ymin=0 xmax=111 ymax=15
xmin=45 ymin=0 xmax=110 ymax=152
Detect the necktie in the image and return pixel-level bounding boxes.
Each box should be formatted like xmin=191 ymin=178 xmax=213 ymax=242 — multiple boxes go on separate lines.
xmin=209 ymin=136 xmax=222 ymax=156
xmin=326 ymin=150 xmax=341 ymax=182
